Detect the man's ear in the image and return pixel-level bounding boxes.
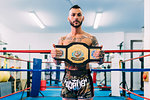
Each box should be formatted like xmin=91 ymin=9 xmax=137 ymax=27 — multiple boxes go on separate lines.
xmin=67 ymin=16 xmax=70 ymax=21
xmin=82 ymin=16 xmax=84 ymax=21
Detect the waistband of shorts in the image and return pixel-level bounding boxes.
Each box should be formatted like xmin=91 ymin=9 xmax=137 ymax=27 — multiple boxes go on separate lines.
xmin=65 ymin=69 xmax=91 ymax=76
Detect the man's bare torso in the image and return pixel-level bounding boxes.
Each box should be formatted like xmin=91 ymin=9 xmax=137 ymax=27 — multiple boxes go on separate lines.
xmin=58 ymin=32 xmax=98 ymax=70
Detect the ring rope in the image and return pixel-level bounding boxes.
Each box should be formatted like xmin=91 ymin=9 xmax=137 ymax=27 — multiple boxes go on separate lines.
xmin=0 ymin=49 xmax=149 ymax=65
xmin=0 ymin=50 xmax=51 ymax=53
xmin=1 ymin=68 xmax=150 ymax=72
xmin=91 ymin=68 xmax=150 ymax=72
xmin=0 ymin=55 xmax=32 ymax=63
xmin=105 ymin=50 xmax=150 ymax=53
xmin=120 ymin=87 xmax=150 ymax=100
xmin=42 ymin=61 xmax=111 ymax=63
xmin=0 ymin=55 xmax=111 ymax=64
xmin=0 ymin=49 xmax=150 ymax=53
xmin=122 ymin=53 xmax=150 ymax=62
xmin=0 ymin=87 xmax=31 ymax=99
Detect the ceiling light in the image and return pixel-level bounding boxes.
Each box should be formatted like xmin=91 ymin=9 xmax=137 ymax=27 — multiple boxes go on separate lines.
xmin=93 ymin=12 xmax=103 ymax=29
xmin=29 ymin=11 xmax=45 ymax=29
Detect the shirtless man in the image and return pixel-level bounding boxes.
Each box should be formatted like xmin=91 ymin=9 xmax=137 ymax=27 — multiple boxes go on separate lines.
xmin=51 ymin=5 xmax=104 ymax=100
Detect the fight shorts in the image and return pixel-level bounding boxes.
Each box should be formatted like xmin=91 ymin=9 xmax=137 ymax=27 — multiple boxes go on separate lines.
xmin=61 ymin=69 xmax=94 ymax=99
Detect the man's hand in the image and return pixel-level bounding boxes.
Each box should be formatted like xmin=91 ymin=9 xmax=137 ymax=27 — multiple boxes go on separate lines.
xmin=93 ymin=50 xmax=105 ymax=59
xmin=93 ymin=45 xmax=105 ymax=65
xmin=93 ymin=45 xmax=105 ymax=59
xmin=51 ymin=44 xmax=63 ymax=58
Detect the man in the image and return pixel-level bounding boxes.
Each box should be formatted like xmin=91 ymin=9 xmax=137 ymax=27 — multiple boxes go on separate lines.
xmin=51 ymin=5 xmax=104 ymax=100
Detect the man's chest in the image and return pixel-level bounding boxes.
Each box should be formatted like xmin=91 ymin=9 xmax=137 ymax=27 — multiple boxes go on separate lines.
xmin=63 ymin=36 xmax=92 ymax=46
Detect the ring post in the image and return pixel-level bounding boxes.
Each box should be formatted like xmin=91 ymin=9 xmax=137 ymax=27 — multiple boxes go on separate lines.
xmin=144 ymin=0 xmax=150 ymax=99
xmin=27 ymin=61 xmax=31 ymax=97
xmin=111 ymin=53 xmax=121 ymax=96
xmin=122 ymin=62 xmax=126 ymax=96
xmin=139 ymin=52 xmax=144 ymax=90
xmin=55 ymin=65 xmax=60 ymax=84
xmin=30 ymin=58 xmax=42 ymax=97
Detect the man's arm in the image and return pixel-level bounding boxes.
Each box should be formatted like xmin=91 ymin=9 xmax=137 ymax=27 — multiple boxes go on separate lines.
xmin=52 ymin=37 xmax=64 ymax=65
xmin=91 ymin=36 xmax=99 ymax=47
xmin=91 ymin=36 xmax=105 ymax=65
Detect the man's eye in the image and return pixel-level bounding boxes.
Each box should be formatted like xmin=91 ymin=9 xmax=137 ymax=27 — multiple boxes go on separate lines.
xmin=71 ymin=14 xmax=75 ymax=16
xmin=78 ymin=13 xmax=81 ymax=16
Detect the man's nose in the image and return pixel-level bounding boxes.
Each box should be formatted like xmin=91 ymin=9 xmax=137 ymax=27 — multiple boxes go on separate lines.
xmin=74 ymin=15 xmax=78 ymax=19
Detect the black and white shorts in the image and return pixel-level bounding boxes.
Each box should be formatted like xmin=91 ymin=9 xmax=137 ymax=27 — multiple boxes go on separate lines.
xmin=61 ymin=70 xmax=94 ymax=99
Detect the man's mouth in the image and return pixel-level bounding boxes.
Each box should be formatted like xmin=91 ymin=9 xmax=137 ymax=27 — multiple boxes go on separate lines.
xmin=74 ymin=20 xmax=79 ymax=23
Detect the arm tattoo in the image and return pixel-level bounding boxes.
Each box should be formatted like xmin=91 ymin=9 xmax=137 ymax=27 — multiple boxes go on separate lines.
xmin=91 ymin=36 xmax=99 ymax=46
xmin=58 ymin=37 xmax=65 ymax=44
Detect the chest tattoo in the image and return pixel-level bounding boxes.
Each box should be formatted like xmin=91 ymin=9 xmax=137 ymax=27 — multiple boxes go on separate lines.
xmin=65 ymin=36 xmax=89 ymax=42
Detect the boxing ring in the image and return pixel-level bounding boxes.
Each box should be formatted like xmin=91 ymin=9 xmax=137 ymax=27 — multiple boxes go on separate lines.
xmin=0 ymin=49 xmax=150 ymax=100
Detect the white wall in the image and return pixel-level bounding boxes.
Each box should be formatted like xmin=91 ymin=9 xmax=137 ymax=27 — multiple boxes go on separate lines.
xmin=1 ymin=32 xmax=68 ymax=61
xmin=93 ymin=32 xmax=124 ymax=50
xmin=124 ymin=33 xmax=144 ymax=90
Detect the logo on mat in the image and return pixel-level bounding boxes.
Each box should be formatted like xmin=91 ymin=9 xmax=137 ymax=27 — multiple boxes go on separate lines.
xmin=71 ymin=50 xmax=84 ymax=61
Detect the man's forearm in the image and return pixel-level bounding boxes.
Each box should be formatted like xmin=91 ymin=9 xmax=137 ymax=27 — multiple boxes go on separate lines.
xmin=53 ymin=59 xmax=61 ymax=65
xmin=98 ymin=58 xmax=104 ymax=65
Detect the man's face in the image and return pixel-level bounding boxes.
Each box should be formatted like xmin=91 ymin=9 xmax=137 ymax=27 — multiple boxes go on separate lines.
xmin=68 ymin=8 xmax=84 ymax=28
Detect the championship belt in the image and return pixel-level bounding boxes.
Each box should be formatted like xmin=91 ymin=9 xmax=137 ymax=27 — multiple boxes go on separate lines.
xmin=54 ymin=42 xmax=103 ymax=65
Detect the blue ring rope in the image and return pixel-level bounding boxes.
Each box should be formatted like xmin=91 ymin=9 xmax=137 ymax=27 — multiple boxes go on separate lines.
xmin=1 ymin=68 xmax=150 ymax=72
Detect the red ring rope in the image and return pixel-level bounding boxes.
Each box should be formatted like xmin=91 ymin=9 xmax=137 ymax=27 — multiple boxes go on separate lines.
xmin=0 ymin=50 xmax=51 ymax=53
xmin=0 ymin=87 xmax=31 ymax=99
xmin=0 ymin=55 xmax=111 ymax=64
xmin=120 ymin=87 xmax=150 ymax=100
xmin=0 ymin=55 xmax=32 ymax=62
xmin=105 ymin=50 xmax=150 ymax=53
xmin=122 ymin=53 xmax=150 ymax=62
xmin=0 ymin=49 xmax=150 ymax=53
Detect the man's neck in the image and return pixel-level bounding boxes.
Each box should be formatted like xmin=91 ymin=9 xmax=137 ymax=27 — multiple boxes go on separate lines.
xmin=71 ymin=26 xmax=83 ymax=36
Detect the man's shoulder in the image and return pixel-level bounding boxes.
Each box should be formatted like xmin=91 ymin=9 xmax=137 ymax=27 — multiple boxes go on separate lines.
xmin=59 ymin=35 xmax=67 ymax=41
xmin=83 ymin=32 xmax=95 ymax=38
xmin=84 ymin=31 xmax=91 ymax=36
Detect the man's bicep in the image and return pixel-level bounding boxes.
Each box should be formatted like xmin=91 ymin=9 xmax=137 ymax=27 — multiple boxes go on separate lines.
xmin=58 ymin=37 xmax=64 ymax=45
xmin=91 ymin=36 xmax=99 ymax=46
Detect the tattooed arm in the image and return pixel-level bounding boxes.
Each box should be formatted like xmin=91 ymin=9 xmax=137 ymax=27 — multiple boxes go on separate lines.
xmin=52 ymin=36 xmax=65 ymax=65
xmin=91 ymin=36 xmax=104 ymax=65
xmin=91 ymin=36 xmax=99 ymax=46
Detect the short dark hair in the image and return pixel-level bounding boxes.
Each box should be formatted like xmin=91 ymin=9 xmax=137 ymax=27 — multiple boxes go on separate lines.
xmin=69 ymin=5 xmax=81 ymax=10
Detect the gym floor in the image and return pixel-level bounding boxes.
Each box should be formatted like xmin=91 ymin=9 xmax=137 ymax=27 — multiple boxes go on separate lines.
xmin=0 ymin=88 xmax=144 ymax=100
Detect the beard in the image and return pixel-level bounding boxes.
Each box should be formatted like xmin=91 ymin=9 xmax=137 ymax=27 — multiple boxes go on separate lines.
xmin=69 ymin=19 xmax=83 ymax=28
